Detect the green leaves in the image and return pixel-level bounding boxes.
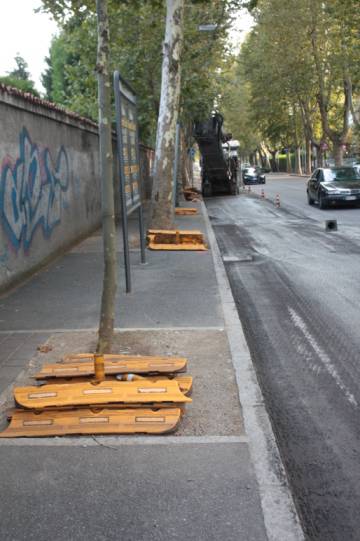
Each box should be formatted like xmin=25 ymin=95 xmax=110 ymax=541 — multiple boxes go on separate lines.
xmin=39 ymin=0 xmax=236 ymax=146
xmin=221 ymin=0 xmax=360 ymax=159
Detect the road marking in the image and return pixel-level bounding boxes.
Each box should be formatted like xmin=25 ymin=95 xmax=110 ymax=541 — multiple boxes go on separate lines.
xmin=288 ymin=307 xmax=358 ymax=408
xmin=222 ymin=255 xmax=253 ymax=263
xmin=0 ymin=435 xmax=248 ymax=447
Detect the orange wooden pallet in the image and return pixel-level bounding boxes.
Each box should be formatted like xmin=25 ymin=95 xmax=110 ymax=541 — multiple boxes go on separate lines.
xmin=0 ymin=353 xmax=192 ymax=438
xmin=35 ymin=355 xmax=187 ymax=379
xmin=0 ymin=407 xmax=182 ymax=437
xmin=147 ymin=229 xmax=207 ymax=251
xmin=36 ymin=375 xmax=193 ymax=396
xmin=175 ymin=208 xmax=198 ymax=215
xmin=14 ymin=380 xmax=191 ymax=409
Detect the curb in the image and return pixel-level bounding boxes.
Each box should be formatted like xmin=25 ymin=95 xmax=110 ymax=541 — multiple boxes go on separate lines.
xmin=201 ymin=201 xmax=305 ymax=541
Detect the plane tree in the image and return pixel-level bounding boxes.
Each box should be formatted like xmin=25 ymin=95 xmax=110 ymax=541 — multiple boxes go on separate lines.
xmin=236 ymin=0 xmax=360 ymax=166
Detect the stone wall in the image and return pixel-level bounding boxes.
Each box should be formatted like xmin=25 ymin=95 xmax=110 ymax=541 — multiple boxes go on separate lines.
xmin=0 ymin=86 xmax=153 ymax=291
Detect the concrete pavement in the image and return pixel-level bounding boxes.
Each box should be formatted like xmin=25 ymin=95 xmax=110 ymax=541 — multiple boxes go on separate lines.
xmin=0 ymin=200 xmax=304 ymax=540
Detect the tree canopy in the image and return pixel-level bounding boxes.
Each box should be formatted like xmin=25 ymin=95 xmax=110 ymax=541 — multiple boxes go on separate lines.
xmin=0 ymin=54 xmax=40 ymax=97
xmin=220 ymin=0 xmax=360 ymax=166
xmin=40 ymin=0 xmax=238 ymax=146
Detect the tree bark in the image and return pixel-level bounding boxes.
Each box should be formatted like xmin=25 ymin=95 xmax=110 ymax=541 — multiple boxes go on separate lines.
xmin=333 ymin=142 xmax=344 ymax=167
xmin=150 ymin=0 xmax=185 ymax=230
xmin=316 ymin=146 xmax=324 ymax=168
xmin=260 ymin=143 xmax=271 ymax=170
xmin=286 ymin=151 xmax=292 ymax=174
xmin=295 ymin=146 xmax=302 ymax=175
xmin=305 ymin=138 xmax=312 ymax=174
xmin=268 ymin=149 xmax=278 ymax=172
xmin=95 ymin=0 xmax=117 ymax=353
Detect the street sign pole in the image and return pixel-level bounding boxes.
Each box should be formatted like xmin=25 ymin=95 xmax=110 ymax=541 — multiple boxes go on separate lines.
xmin=173 ymin=122 xmax=181 ymax=207
xmin=114 ymin=71 xmax=146 ymax=293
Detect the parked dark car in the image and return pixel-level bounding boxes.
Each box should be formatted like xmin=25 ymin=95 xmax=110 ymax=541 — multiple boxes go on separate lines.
xmin=242 ymin=166 xmax=266 ymax=185
xmin=307 ymin=167 xmax=360 ymax=209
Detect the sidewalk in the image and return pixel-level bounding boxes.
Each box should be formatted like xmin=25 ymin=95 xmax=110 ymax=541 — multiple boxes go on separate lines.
xmin=0 ymin=201 xmax=303 ymax=541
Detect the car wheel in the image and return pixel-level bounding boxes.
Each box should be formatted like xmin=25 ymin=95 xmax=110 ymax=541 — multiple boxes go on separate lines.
xmin=318 ymin=193 xmax=327 ymax=209
xmin=307 ymin=191 xmax=314 ymax=205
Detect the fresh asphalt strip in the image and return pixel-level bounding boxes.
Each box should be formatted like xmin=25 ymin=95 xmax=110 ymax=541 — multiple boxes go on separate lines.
xmin=201 ymin=201 xmax=304 ymax=541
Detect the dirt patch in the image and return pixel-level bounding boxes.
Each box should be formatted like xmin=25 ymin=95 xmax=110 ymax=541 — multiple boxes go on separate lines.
xmin=0 ymin=329 xmax=244 ymax=437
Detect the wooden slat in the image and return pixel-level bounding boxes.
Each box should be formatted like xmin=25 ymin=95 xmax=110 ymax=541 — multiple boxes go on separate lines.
xmin=37 ymin=375 xmax=193 ymax=396
xmin=147 ymin=229 xmax=207 ymax=250
xmin=0 ymin=407 xmax=182 ymax=437
xmin=175 ymin=208 xmax=198 ymax=215
xmin=14 ymin=380 xmax=191 ymax=409
xmin=35 ymin=356 xmax=187 ymax=379
xmin=147 ymin=242 xmax=207 ymax=251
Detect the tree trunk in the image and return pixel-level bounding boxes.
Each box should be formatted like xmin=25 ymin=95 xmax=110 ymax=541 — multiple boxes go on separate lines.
xmin=150 ymin=0 xmax=184 ymax=230
xmin=295 ymin=146 xmax=303 ymax=175
xmin=306 ymin=138 xmax=312 ymax=174
xmin=316 ymin=146 xmax=324 ymax=168
xmin=258 ymin=148 xmax=264 ymax=168
xmin=95 ymin=0 xmax=117 ymax=353
xmin=286 ymin=151 xmax=292 ymax=174
xmin=179 ymin=127 xmax=188 ymax=188
xmin=269 ymin=150 xmax=278 ymax=172
xmin=333 ymin=142 xmax=344 ymax=166
xmin=260 ymin=143 xmax=271 ymax=170
xmin=310 ymin=6 xmax=350 ymax=169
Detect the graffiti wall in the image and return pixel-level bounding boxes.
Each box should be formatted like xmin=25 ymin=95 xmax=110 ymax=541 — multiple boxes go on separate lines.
xmin=0 ymin=87 xmax=102 ymax=290
xmin=1 ymin=127 xmax=70 ymax=252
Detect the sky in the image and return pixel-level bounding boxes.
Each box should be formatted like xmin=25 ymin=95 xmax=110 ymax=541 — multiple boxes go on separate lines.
xmin=0 ymin=0 xmax=58 ymax=92
xmin=0 ymin=1 xmax=253 ymax=94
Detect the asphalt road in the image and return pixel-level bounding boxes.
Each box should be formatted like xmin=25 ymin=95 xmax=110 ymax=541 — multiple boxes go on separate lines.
xmin=207 ymin=174 xmax=360 ymax=541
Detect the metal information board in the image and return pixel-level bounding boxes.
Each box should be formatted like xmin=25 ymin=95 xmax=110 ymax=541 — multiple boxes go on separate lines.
xmin=114 ymin=71 xmax=146 ymax=293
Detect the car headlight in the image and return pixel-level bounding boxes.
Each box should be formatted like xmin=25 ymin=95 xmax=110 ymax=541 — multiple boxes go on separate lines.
xmin=324 ymin=189 xmax=341 ymax=195
xmin=321 ymin=184 xmax=341 ymax=195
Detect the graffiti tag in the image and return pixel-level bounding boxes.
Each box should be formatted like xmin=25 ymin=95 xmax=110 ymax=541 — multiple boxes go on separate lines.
xmin=0 ymin=127 xmax=70 ymax=251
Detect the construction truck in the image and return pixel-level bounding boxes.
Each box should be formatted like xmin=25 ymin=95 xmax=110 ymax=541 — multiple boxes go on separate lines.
xmin=194 ymin=112 xmax=240 ymax=197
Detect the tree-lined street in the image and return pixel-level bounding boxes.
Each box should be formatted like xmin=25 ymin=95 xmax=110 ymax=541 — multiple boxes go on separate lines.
xmin=0 ymin=0 xmax=360 ymax=538
xmin=244 ymin=173 xmax=360 ymax=227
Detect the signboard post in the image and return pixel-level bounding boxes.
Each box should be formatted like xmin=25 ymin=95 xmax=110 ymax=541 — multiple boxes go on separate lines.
xmin=172 ymin=122 xmax=181 ymax=207
xmin=114 ymin=71 xmax=146 ymax=293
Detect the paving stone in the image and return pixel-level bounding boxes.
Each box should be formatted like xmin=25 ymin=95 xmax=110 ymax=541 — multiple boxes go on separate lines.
xmin=0 ymin=366 xmax=22 ymax=395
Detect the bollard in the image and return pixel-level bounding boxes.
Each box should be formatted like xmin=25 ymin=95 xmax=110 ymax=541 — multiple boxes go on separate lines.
xmin=325 ymin=220 xmax=338 ymax=232
xmin=275 ymin=194 xmax=280 ymax=208
xmin=94 ymin=353 xmax=105 ymax=382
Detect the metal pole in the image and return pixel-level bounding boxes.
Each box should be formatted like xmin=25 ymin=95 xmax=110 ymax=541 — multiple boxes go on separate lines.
xmin=173 ymin=122 xmax=181 ymax=207
xmin=138 ymin=205 xmax=146 ymax=264
xmin=114 ymin=71 xmax=131 ymax=293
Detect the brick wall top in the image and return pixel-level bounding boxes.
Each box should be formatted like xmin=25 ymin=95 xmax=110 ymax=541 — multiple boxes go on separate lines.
xmin=0 ymin=84 xmax=99 ymax=134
